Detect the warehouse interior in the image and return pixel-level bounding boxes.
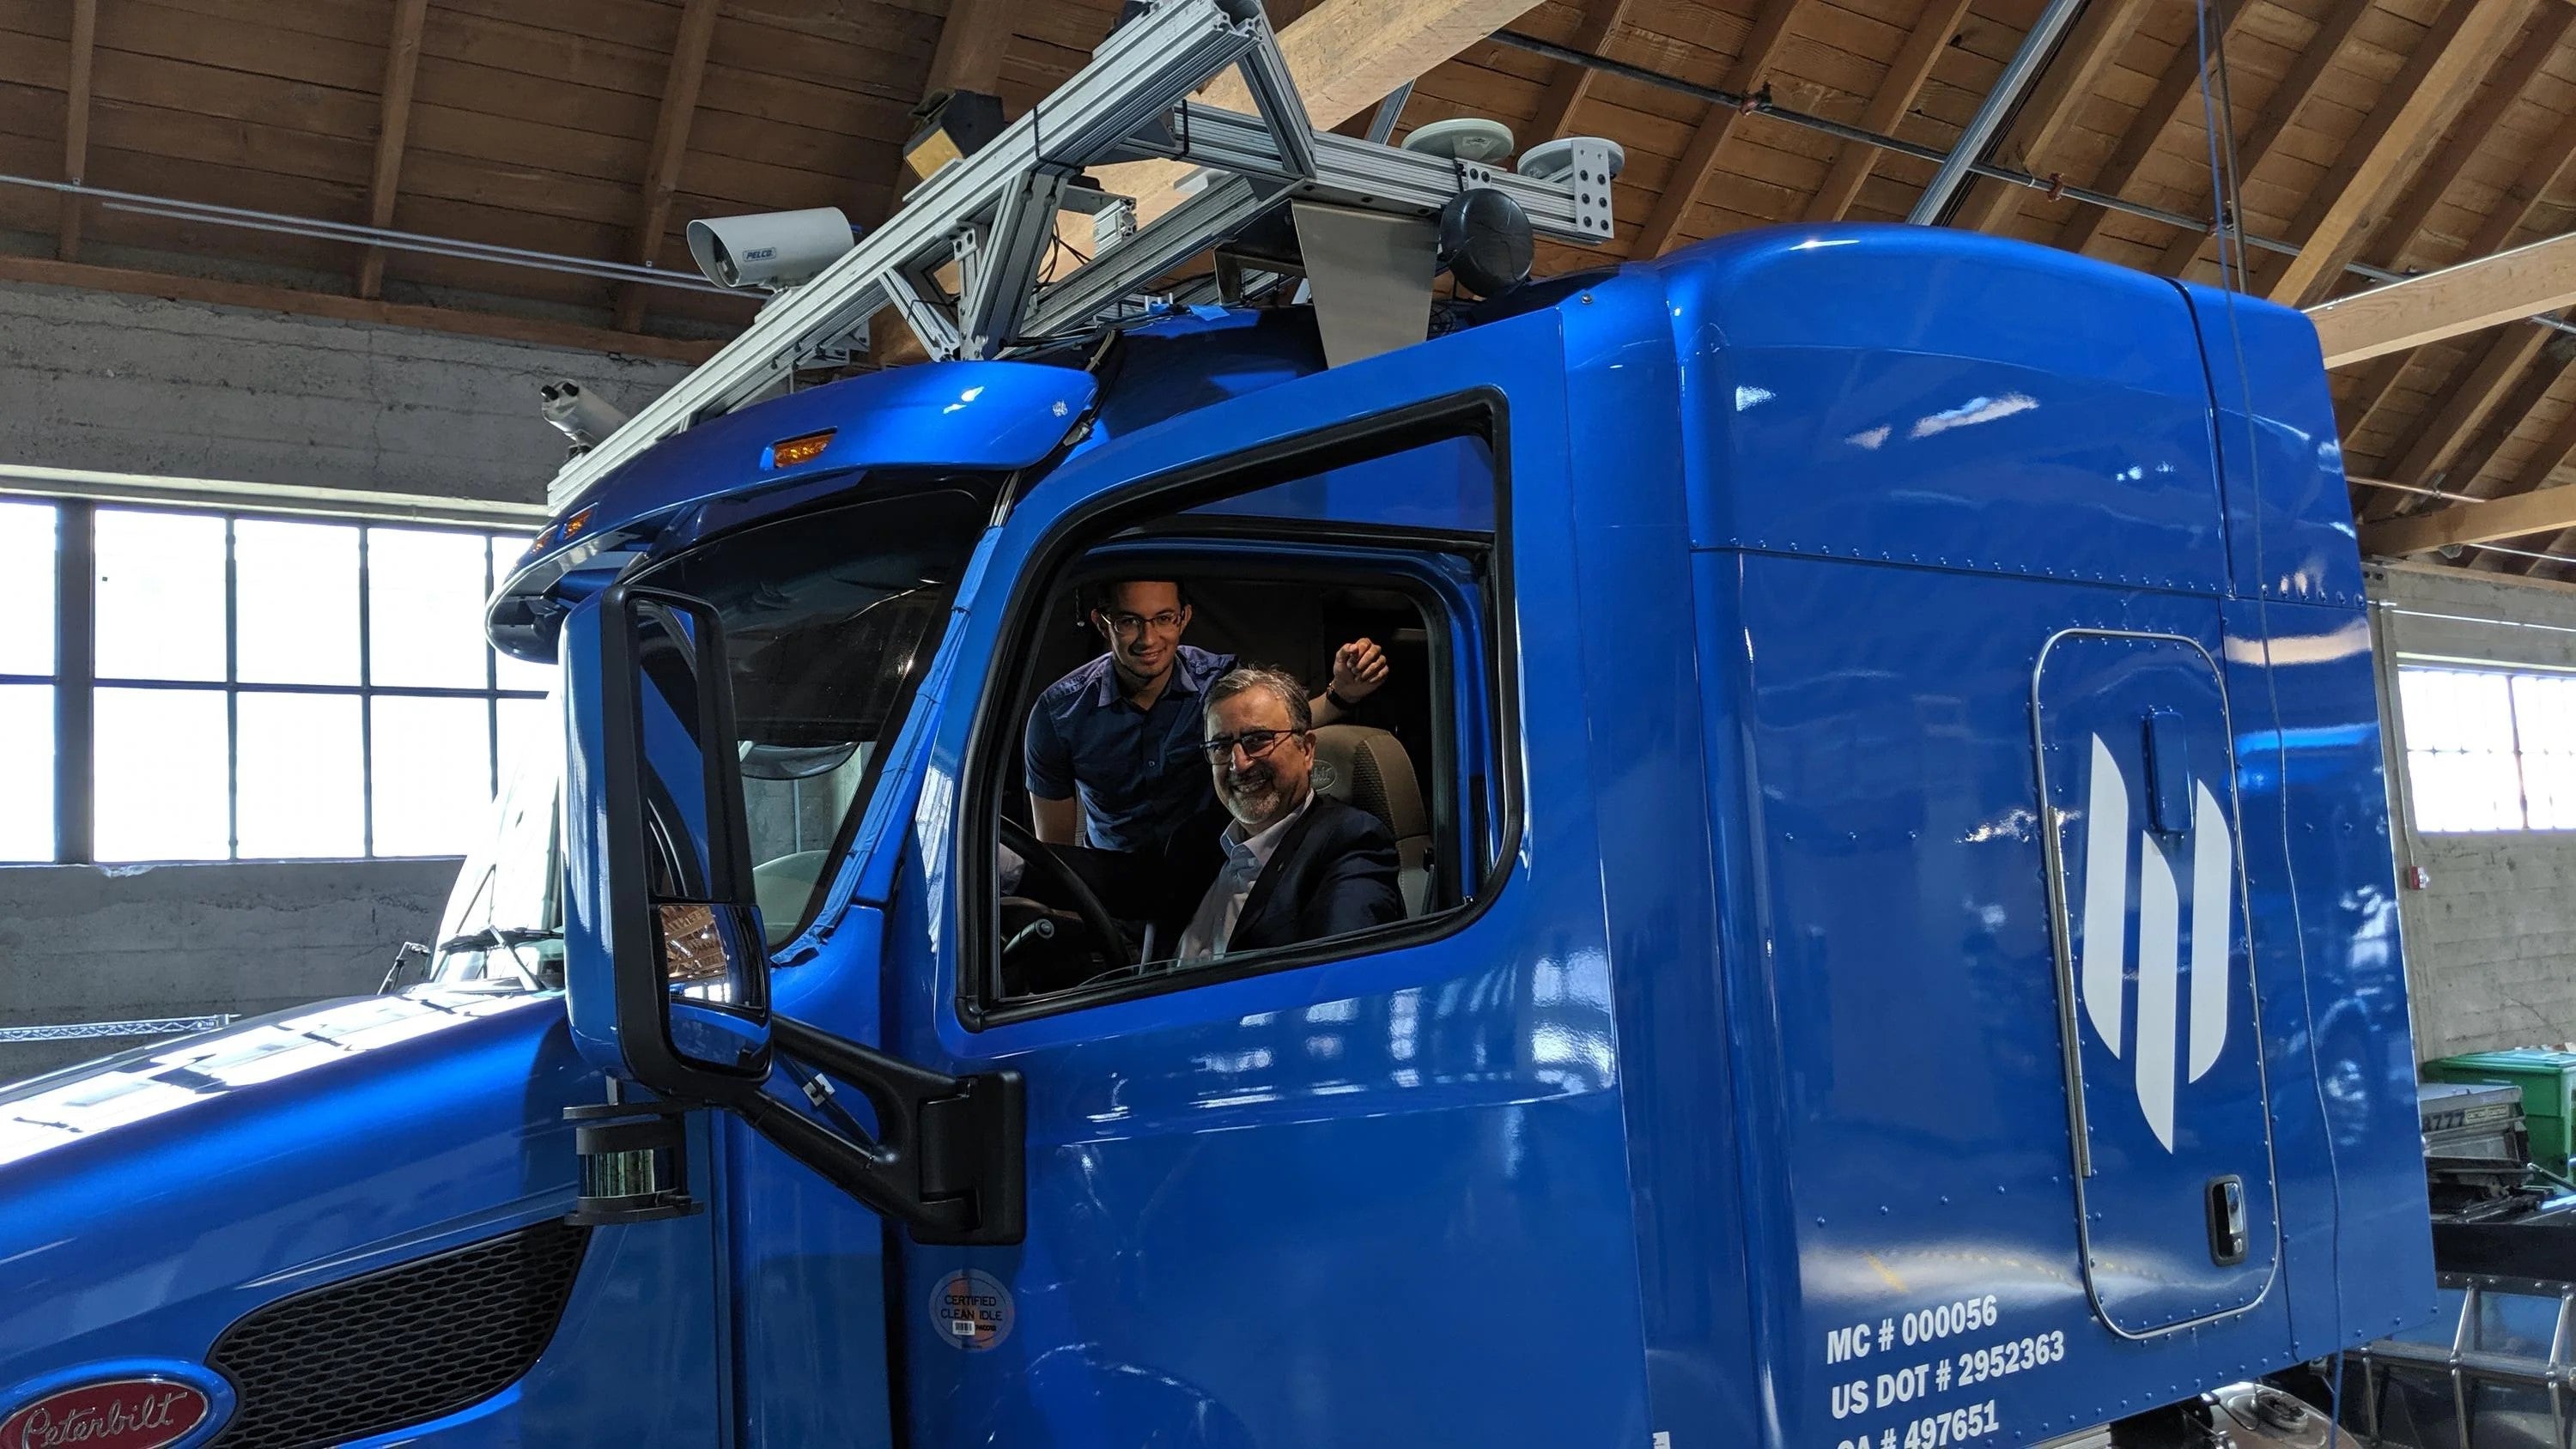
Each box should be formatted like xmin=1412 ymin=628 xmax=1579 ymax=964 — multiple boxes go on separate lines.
xmin=3 ymin=0 xmax=2576 ymax=1438
xmin=9 ymin=0 xmax=2573 ymax=1075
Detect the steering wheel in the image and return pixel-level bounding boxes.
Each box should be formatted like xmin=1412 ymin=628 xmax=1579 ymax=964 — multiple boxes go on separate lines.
xmin=997 ymin=816 xmax=1131 ymax=969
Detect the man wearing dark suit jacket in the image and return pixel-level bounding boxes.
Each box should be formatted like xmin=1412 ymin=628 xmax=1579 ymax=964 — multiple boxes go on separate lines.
xmin=1168 ymin=665 xmax=1404 ymax=962
xmin=1029 ymin=664 xmax=1403 ymax=968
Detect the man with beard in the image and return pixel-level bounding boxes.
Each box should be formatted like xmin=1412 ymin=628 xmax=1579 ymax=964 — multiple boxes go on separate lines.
xmin=1170 ymin=665 xmax=1404 ymax=963
xmin=1016 ymin=666 xmax=1404 ymax=977
xmin=1024 ymin=579 xmax=1390 ymax=854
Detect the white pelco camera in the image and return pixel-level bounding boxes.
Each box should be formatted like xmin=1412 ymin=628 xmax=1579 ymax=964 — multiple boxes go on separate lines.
xmin=685 ymin=208 xmax=859 ymax=293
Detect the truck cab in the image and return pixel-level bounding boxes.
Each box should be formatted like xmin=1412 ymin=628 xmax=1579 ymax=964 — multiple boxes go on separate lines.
xmin=0 ymin=218 xmax=2430 ymax=1447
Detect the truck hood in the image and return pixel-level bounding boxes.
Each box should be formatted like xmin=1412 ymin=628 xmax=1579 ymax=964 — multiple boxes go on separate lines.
xmin=0 ymin=988 xmax=593 ymax=1373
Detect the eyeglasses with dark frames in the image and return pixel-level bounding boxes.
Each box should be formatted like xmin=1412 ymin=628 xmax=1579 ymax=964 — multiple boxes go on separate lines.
xmin=1198 ymin=727 xmax=1306 ymax=763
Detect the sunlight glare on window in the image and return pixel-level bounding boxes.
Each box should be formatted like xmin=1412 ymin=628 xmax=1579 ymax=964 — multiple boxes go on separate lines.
xmin=0 ymin=502 xmax=56 ymax=678
xmin=237 ymin=520 xmax=361 ymax=686
xmin=237 ymin=693 xmax=365 ymax=858
xmin=95 ymin=687 xmax=230 ymax=860
xmin=0 ymin=684 xmax=52 ymax=861
xmin=96 ymin=510 xmax=227 ymax=683
xmin=497 ymin=695 xmax=557 ymax=791
xmin=371 ymin=695 xmax=493 ymax=856
xmin=368 ymin=529 xmax=490 ymax=688
xmin=2515 ymin=674 xmax=2576 ymax=829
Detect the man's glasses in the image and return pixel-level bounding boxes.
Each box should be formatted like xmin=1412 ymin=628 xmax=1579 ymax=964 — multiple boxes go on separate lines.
xmin=1199 ymin=727 xmax=1304 ymax=763
xmin=1100 ymin=609 xmax=1184 ymax=639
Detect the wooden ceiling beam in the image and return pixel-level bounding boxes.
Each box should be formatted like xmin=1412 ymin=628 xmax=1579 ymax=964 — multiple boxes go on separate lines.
xmin=2451 ymin=347 xmax=2571 ymax=490
xmin=1525 ymin=0 xmax=1637 ymax=147
xmin=2363 ymin=480 xmax=2576 ymax=555
xmin=1946 ymin=0 xmax=2159 ymax=236
xmin=2154 ymin=0 xmax=2379 ymax=276
xmin=1630 ymin=0 xmax=1817 ymax=258
xmin=2311 ymin=230 xmax=2576 ymax=366
xmin=2366 ymin=325 xmax=2555 ymax=519
xmin=0 ymin=252 xmax=722 ymax=363
xmin=1101 ymin=0 xmax=1549 ymax=229
xmin=355 ymin=0 xmax=432 ymax=301
xmin=2360 ymin=7 xmax=2572 ymax=279
xmin=923 ymin=0 xmax=1013 ymax=100
xmin=2055 ymin=0 xmax=2253 ymax=256
xmin=1804 ymin=0 xmax=1973 ymax=223
xmin=2260 ymin=0 xmax=2530 ymax=305
xmin=2327 ymin=87 xmax=2576 ymax=441
xmin=57 ymin=0 xmax=97 ymax=262
xmin=613 ymin=0 xmax=726 ymax=334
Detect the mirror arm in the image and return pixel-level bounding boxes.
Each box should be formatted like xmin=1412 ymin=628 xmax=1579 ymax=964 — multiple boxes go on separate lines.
xmin=733 ymin=1013 xmax=1025 ymax=1246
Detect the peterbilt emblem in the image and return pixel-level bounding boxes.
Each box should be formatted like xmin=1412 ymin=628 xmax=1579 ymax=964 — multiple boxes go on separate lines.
xmin=0 ymin=1379 xmax=211 ymax=1449
xmin=2075 ymin=733 xmax=2235 ymax=1152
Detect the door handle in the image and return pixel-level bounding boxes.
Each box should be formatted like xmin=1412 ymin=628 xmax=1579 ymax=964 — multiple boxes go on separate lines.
xmin=2206 ymin=1174 xmax=2248 ymax=1265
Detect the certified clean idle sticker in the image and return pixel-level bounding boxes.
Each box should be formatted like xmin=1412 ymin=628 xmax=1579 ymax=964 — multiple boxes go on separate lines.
xmin=930 ymin=1268 xmax=1014 ymax=1351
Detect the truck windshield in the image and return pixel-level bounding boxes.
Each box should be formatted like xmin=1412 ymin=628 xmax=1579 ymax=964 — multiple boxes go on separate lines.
xmin=644 ymin=483 xmax=991 ymax=945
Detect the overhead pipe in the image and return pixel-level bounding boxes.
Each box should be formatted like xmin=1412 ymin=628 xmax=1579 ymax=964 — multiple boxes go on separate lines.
xmin=1905 ymin=0 xmax=2092 ymax=223
xmin=1486 ymin=31 xmax=2576 ymax=343
xmin=0 ymin=173 xmax=733 ymax=294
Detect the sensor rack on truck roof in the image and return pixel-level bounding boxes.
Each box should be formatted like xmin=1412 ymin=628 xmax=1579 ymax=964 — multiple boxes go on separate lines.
xmin=543 ymin=0 xmax=1619 ymax=509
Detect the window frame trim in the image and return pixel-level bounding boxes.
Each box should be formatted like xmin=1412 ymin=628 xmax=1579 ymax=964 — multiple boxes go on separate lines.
xmin=952 ymin=388 xmax=1525 ymax=1031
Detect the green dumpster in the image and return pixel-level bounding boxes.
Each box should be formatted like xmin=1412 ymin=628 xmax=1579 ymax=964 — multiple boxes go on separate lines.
xmin=2426 ymin=1047 xmax=2576 ymax=1179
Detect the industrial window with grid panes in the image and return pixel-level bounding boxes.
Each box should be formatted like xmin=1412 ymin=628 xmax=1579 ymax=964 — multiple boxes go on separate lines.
xmin=0 ymin=499 xmax=551 ymax=864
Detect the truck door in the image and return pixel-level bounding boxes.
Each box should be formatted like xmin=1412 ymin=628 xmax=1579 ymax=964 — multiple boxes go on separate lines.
xmin=884 ymin=309 xmax=1657 ymax=1444
xmin=2033 ymin=628 xmax=2279 ymax=1335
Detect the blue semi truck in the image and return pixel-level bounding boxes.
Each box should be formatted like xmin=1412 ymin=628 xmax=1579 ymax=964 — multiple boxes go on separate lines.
xmin=0 ymin=217 xmax=2431 ymax=1446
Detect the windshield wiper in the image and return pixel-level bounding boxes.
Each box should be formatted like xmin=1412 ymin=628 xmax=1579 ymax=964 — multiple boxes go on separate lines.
xmin=433 ymin=926 xmax=564 ymax=991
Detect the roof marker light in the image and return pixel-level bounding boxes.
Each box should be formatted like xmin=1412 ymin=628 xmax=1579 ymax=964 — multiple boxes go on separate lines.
xmin=769 ymin=430 xmax=836 ymax=469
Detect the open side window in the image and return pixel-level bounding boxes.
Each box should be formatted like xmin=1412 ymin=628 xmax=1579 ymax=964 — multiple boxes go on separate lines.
xmin=961 ymin=420 xmax=1514 ymax=1023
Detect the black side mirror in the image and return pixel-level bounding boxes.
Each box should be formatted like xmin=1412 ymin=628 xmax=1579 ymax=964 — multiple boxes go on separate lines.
xmin=598 ymin=583 xmax=773 ymax=1097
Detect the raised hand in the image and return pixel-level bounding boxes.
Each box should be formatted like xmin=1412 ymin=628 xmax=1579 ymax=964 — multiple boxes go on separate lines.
xmin=1331 ymin=638 xmax=1390 ymax=702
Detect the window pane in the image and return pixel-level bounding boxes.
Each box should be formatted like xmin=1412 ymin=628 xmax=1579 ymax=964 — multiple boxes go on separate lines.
xmin=0 ymin=502 xmax=56 ymax=677
xmin=2401 ymin=669 xmax=2517 ymax=753
xmin=237 ymin=519 xmax=361 ymax=685
xmin=368 ymin=529 xmax=490 ymax=688
xmin=372 ymin=695 xmax=492 ymax=856
xmin=497 ymin=694 xmax=557 ymax=791
xmin=237 ymin=693 xmax=364 ymax=858
xmin=96 ymin=686 xmax=231 ymax=860
xmin=2409 ymin=749 xmax=2525 ymax=833
xmin=490 ymin=537 xmax=554 ymax=693
xmin=2514 ymin=674 xmax=2576 ymax=756
xmin=2527 ymin=755 xmax=2576 ymax=831
xmin=0 ymin=684 xmax=52 ymax=861
xmin=96 ymin=510 xmax=228 ymax=682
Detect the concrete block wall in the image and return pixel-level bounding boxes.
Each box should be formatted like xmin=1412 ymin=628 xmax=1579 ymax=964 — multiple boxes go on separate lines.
xmin=1 ymin=281 xmax=690 ymax=1084
xmin=0 ymin=279 xmax=690 ymax=503
xmin=2373 ymin=564 xmax=2576 ymax=1062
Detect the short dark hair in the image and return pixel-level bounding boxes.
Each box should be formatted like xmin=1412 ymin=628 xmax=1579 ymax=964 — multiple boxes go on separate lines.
xmin=1080 ymin=577 xmax=1190 ymax=621
xmin=1204 ymin=665 xmax=1309 ymax=732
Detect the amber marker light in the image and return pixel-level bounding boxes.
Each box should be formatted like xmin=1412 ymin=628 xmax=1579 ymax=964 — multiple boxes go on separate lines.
xmin=769 ymin=430 xmax=836 ymax=468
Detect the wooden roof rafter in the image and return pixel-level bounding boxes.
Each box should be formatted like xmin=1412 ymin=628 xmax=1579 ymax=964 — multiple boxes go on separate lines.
xmin=2153 ymin=0 xmax=2377 ymax=277
xmin=2257 ymin=0 xmax=2531 ymax=304
xmin=57 ymin=0 xmax=97 ymax=262
xmin=1628 ymin=0 xmax=1818 ymax=258
xmin=1944 ymin=0 xmax=2160 ymax=236
xmin=355 ymin=0 xmax=432 ymax=300
xmin=1802 ymin=0 xmax=1974 ymax=223
xmin=614 ymin=0 xmax=726 ymax=333
xmin=2051 ymin=0 xmax=2254 ymax=256
xmin=1523 ymin=0 xmax=1637 ymax=147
